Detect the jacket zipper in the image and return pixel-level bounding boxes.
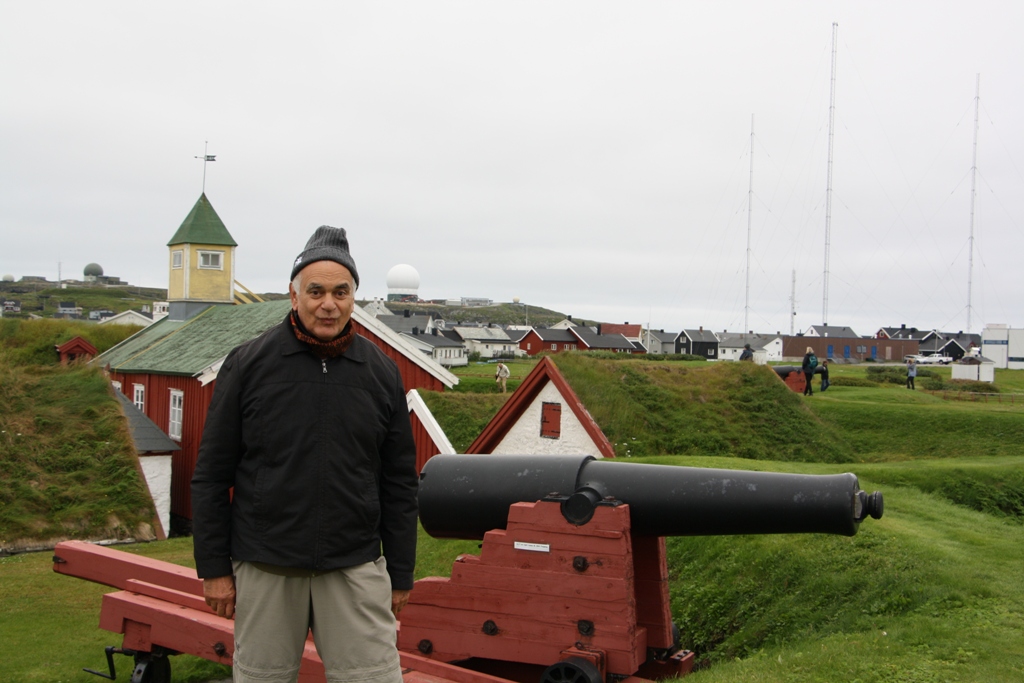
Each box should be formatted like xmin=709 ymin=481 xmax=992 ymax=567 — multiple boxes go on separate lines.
xmin=314 ymin=356 xmax=327 ymax=569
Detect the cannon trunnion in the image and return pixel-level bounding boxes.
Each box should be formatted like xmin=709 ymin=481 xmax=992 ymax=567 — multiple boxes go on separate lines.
xmin=398 ymin=454 xmax=884 ymax=682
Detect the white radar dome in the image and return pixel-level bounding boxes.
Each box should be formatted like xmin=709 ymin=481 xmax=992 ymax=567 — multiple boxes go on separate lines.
xmin=386 ymin=264 xmax=421 ymax=296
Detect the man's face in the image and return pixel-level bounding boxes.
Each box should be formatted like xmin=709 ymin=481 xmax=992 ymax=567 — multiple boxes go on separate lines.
xmin=289 ymin=261 xmax=356 ymax=342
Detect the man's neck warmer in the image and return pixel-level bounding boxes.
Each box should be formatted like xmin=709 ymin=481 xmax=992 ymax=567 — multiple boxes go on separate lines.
xmin=289 ymin=310 xmax=356 ymax=358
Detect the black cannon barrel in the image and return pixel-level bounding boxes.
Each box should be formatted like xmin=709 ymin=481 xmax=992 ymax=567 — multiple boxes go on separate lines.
xmin=418 ymin=454 xmax=883 ymax=540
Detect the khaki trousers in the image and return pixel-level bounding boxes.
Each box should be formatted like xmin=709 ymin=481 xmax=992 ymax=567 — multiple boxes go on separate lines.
xmin=232 ymin=559 xmax=402 ymax=683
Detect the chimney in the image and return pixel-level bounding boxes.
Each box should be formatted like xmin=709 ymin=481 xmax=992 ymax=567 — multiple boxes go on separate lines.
xmin=901 ymin=323 xmax=906 ymax=329
xmin=412 ymin=326 xmax=419 ymax=335
xmin=699 ymin=326 xmax=703 ymax=332
xmin=568 ymin=315 xmax=573 ymax=321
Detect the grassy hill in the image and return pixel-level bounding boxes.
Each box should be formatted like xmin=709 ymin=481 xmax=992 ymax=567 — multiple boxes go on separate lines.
xmin=0 ymin=284 xmax=168 ymax=318
xmin=0 ymin=320 xmax=156 ymax=551
xmin=4 ymin=348 xmax=1024 ymax=681
xmin=424 ymin=354 xmax=852 ymax=462
xmin=361 ymin=299 xmax=575 ymax=327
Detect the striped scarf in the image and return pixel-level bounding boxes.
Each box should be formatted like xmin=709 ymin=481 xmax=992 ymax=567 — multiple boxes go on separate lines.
xmin=289 ymin=310 xmax=356 ymax=358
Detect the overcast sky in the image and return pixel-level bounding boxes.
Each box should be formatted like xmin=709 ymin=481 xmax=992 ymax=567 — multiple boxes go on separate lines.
xmin=2 ymin=2 xmax=1021 ymax=335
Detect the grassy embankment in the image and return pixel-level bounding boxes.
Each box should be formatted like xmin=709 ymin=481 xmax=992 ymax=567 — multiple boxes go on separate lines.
xmin=0 ymin=320 xmax=156 ymax=549
xmin=4 ymin=351 xmax=1024 ymax=681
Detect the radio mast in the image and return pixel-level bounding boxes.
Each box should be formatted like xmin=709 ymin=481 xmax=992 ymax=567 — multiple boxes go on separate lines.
xmin=822 ymin=22 xmax=838 ymax=326
xmin=745 ymin=114 xmax=754 ymax=337
xmin=966 ymin=74 xmax=980 ymax=334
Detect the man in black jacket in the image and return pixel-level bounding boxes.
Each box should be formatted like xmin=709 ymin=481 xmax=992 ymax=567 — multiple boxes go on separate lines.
xmin=191 ymin=226 xmax=417 ymax=683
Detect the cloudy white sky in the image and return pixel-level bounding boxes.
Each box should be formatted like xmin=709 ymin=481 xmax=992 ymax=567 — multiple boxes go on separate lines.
xmin=2 ymin=2 xmax=1021 ymax=336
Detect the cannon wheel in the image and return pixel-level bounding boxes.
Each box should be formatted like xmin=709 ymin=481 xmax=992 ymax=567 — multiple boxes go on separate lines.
xmin=540 ymin=657 xmax=603 ymax=683
xmin=130 ymin=653 xmax=171 ymax=683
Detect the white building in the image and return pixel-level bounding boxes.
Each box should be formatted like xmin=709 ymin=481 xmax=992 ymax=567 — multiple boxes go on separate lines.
xmin=981 ymin=324 xmax=1024 ymax=370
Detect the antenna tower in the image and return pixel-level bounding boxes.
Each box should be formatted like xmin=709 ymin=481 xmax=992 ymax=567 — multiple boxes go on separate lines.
xmin=745 ymin=114 xmax=754 ymax=337
xmin=966 ymin=74 xmax=980 ymax=334
xmin=822 ymin=22 xmax=838 ymax=326
xmin=790 ymin=269 xmax=797 ymax=336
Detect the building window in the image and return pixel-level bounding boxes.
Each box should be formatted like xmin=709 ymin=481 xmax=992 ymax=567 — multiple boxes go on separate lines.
xmin=551 ymin=344 xmax=557 ymax=351
xmin=133 ymin=384 xmax=145 ymax=411
xmin=540 ymin=402 xmax=561 ymax=439
xmin=198 ymin=250 xmax=224 ymax=270
xmin=527 ymin=343 xmax=531 ymax=351
xmin=169 ymin=390 xmax=184 ymax=440
xmin=171 ymin=250 xmax=183 ymax=269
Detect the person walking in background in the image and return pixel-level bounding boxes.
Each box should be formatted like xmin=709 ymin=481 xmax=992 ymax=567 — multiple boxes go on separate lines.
xmin=495 ymin=361 xmax=511 ymax=393
xmin=907 ymin=357 xmax=917 ymax=390
xmin=801 ymin=346 xmax=818 ymax=396
xmin=739 ymin=343 xmax=754 ymax=361
xmin=820 ymin=359 xmax=830 ymax=392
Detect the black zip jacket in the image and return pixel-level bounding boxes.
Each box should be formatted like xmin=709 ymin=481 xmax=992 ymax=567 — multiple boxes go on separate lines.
xmin=191 ymin=317 xmax=418 ymax=589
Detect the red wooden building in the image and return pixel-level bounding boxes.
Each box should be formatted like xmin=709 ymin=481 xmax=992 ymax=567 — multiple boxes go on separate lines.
xmin=56 ymin=336 xmax=98 ymax=364
xmin=99 ymin=301 xmax=457 ymax=527
xmin=95 ymin=195 xmax=457 ymax=528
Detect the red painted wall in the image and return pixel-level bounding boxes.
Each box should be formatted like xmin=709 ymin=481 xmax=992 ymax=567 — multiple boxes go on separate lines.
xmin=111 ymin=324 xmax=446 ymax=521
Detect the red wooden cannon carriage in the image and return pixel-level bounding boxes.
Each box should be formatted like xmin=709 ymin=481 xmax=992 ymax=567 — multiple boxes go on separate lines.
xmin=55 ymin=454 xmax=882 ymax=683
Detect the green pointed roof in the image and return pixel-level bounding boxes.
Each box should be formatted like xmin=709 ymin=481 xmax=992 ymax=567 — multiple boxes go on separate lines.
xmin=167 ymin=193 xmax=237 ymax=247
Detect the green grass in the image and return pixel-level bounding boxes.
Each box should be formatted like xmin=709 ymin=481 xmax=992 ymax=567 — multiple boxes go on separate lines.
xmin=0 ymin=321 xmax=156 ymax=549
xmin=807 ymin=385 xmax=1024 ymax=462
xmin=663 ymin=467 xmax=1024 ymax=682
xmin=5 ymin=346 xmax=1024 ymax=682
xmin=0 ymin=539 xmax=231 ymax=683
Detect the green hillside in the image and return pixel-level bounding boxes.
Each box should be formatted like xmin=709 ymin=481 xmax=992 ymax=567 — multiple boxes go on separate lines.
xmin=424 ymin=354 xmax=852 ymax=462
xmin=0 ymin=320 xmax=156 ymax=551
xmin=5 ymin=346 xmax=1024 ymax=681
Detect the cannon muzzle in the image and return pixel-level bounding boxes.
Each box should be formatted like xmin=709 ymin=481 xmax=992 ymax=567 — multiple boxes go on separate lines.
xmin=418 ymin=454 xmax=883 ymax=539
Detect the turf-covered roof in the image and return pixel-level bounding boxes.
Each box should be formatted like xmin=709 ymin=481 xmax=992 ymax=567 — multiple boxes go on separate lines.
xmin=167 ymin=193 xmax=237 ymax=247
xmin=97 ymin=300 xmax=291 ymax=376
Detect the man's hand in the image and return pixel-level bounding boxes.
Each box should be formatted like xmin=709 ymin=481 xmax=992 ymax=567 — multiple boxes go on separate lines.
xmin=391 ymin=589 xmax=411 ymax=618
xmin=203 ymin=575 xmax=236 ymax=619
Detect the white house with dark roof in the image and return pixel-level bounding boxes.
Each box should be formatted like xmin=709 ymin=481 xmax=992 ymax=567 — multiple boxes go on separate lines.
xmin=805 ymin=324 xmax=859 ymax=338
xmin=451 ymin=325 xmax=516 ymax=358
xmin=643 ymin=329 xmax=677 ymax=354
xmin=402 ymin=328 xmax=469 ymax=367
xmin=717 ymin=332 xmax=783 ymax=363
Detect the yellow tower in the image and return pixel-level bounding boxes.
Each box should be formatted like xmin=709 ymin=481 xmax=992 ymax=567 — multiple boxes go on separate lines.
xmin=167 ymin=194 xmax=237 ymax=304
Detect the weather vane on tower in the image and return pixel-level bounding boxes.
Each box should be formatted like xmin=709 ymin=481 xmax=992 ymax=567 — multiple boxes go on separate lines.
xmin=194 ymin=141 xmax=216 ymax=193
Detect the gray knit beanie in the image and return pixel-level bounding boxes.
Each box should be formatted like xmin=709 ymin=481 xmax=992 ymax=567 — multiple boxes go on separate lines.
xmin=290 ymin=225 xmax=360 ymax=287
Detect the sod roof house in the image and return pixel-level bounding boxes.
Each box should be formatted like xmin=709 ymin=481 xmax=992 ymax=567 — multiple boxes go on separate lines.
xmin=467 ymin=356 xmax=615 ymax=459
xmin=56 ymin=336 xmax=98 ymax=364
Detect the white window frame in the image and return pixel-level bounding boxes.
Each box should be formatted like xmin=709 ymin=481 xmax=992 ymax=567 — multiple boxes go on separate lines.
xmin=171 ymin=249 xmax=183 ymax=269
xmin=198 ymin=250 xmax=224 ymax=270
xmin=133 ymin=384 xmax=145 ymax=411
xmin=169 ymin=389 xmax=184 ymax=440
